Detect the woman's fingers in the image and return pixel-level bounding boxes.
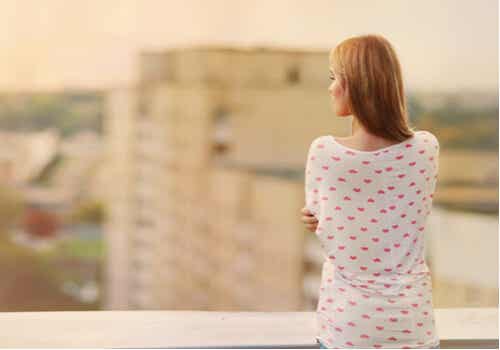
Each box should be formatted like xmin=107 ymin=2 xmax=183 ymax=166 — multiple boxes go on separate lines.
xmin=301 ymin=206 xmax=318 ymax=233
xmin=301 ymin=206 xmax=314 ymax=215
xmin=302 ymin=218 xmax=318 ymax=232
xmin=305 ymin=223 xmax=317 ymax=232
xmin=301 ymin=214 xmax=318 ymax=224
xmin=301 ymin=215 xmax=318 ymax=223
xmin=301 ymin=207 xmax=316 ymax=219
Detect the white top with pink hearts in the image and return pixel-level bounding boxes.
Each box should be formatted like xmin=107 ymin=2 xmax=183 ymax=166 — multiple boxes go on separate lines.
xmin=305 ymin=130 xmax=440 ymax=349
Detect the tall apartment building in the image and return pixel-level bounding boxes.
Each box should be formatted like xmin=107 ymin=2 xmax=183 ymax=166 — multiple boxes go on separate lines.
xmin=103 ymin=87 xmax=137 ymax=308
xmin=103 ymin=45 xmax=351 ymax=311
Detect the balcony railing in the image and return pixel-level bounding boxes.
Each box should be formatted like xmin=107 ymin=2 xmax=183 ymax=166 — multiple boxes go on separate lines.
xmin=0 ymin=308 xmax=497 ymax=348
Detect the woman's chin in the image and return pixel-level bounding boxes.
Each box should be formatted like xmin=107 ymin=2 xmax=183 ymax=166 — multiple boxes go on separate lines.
xmin=334 ymin=109 xmax=350 ymax=118
xmin=331 ymin=105 xmax=339 ymax=115
xmin=333 ymin=109 xmax=346 ymax=117
xmin=331 ymin=104 xmax=344 ymax=116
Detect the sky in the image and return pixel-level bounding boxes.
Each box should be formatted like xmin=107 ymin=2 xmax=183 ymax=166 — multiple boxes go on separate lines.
xmin=1 ymin=0 xmax=498 ymax=92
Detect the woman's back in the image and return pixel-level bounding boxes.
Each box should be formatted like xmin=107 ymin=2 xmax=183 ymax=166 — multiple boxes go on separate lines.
xmin=305 ymin=130 xmax=440 ymax=348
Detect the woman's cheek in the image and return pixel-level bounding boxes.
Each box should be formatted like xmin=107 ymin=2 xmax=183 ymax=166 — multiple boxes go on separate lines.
xmin=333 ymin=84 xmax=343 ymax=99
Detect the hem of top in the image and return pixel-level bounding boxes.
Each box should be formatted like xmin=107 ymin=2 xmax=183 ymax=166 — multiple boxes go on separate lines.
xmin=315 ymin=336 xmax=440 ymax=349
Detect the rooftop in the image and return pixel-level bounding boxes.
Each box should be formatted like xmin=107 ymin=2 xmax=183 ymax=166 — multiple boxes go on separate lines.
xmin=0 ymin=308 xmax=497 ymax=348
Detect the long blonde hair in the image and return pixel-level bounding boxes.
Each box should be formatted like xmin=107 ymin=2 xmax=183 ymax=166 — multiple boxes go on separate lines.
xmin=330 ymin=34 xmax=416 ymax=141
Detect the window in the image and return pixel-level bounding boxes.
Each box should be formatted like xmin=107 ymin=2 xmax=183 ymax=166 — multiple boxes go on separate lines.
xmin=286 ymin=66 xmax=301 ymax=84
xmin=213 ymin=107 xmax=232 ymax=155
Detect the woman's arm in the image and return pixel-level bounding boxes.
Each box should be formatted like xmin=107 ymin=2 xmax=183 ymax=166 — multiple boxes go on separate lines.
xmin=304 ymin=137 xmax=323 ymax=217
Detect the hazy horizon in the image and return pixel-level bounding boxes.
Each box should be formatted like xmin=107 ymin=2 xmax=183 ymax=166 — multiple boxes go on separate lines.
xmin=2 ymin=0 xmax=498 ymax=92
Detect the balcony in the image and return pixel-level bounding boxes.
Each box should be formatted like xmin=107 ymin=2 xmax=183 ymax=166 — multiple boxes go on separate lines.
xmin=0 ymin=308 xmax=497 ymax=348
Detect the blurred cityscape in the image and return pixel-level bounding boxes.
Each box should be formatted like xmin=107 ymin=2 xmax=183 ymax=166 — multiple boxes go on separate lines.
xmin=0 ymin=45 xmax=497 ymax=312
xmin=0 ymin=92 xmax=104 ymax=310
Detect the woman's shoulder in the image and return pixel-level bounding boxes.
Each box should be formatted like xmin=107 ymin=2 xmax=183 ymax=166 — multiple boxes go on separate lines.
xmin=416 ymin=130 xmax=440 ymax=150
xmin=310 ymin=135 xmax=331 ymax=145
xmin=307 ymin=135 xmax=332 ymax=151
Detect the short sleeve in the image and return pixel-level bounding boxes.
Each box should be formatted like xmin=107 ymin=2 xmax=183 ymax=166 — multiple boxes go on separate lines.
xmin=304 ymin=136 xmax=324 ymax=216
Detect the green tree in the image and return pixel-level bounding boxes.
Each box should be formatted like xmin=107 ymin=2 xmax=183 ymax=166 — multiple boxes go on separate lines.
xmin=68 ymin=200 xmax=106 ymax=224
xmin=0 ymin=185 xmax=25 ymax=232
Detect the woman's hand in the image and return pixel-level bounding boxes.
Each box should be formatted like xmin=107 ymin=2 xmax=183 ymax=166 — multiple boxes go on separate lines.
xmin=301 ymin=206 xmax=318 ymax=233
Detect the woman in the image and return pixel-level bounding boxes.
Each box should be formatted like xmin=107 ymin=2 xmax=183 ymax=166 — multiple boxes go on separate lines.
xmin=302 ymin=34 xmax=441 ymax=349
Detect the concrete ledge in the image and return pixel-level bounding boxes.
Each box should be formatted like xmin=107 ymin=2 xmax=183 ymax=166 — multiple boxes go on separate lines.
xmin=0 ymin=308 xmax=497 ymax=348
